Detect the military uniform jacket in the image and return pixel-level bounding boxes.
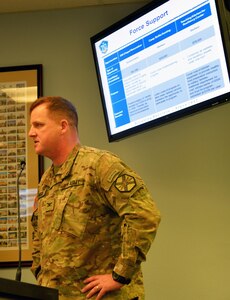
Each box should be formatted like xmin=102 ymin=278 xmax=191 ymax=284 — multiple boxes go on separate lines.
xmin=31 ymin=145 xmax=161 ymax=299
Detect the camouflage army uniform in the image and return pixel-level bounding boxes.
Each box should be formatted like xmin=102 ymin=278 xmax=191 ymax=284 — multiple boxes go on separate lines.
xmin=31 ymin=145 xmax=161 ymax=299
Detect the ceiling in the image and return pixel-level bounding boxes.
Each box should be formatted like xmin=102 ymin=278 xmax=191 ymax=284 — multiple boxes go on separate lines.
xmin=0 ymin=0 xmax=149 ymax=14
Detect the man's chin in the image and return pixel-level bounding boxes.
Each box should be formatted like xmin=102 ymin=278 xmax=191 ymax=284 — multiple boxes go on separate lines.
xmin=34 ymin=146 xmax=42 ymax=155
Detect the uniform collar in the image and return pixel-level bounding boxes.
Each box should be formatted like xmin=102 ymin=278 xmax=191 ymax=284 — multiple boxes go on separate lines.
xmin=52 ymin=144 xmax=81 ymax=179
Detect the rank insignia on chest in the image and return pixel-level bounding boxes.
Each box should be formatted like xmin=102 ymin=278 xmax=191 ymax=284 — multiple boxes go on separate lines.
xmin=45 ymin=200 xmax=54 ymax=212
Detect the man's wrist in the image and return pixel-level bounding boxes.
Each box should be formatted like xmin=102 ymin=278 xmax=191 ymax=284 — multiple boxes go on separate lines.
xmin=112 ymin=271 xmax=131 ymax=285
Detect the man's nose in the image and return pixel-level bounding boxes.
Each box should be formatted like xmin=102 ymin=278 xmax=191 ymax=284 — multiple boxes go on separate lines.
xmin=28 ymin=126 xmax=35 ymax=137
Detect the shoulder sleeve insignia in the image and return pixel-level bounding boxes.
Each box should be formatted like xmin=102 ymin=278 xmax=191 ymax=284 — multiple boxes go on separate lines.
xmin=114 ymin=174 xmax=136 ymax=192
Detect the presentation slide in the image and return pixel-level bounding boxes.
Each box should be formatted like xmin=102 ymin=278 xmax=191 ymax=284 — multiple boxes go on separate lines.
xmin=95 ymin=0 xmax=230 ymax=134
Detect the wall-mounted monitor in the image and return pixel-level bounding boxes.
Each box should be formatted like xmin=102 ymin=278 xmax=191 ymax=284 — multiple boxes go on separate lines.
xmin=91 ymin=0 xmax=230 ymax=142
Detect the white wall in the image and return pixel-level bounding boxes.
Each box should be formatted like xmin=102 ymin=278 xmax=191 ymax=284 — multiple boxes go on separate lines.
xmin=0 ymin=3 xmax=230 ymax=299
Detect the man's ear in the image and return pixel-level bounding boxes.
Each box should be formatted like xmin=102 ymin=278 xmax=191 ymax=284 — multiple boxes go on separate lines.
xmin=60 ymin=119 xmax=68 ymax=133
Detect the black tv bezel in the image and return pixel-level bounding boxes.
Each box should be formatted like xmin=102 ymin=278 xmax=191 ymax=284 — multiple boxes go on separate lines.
xmin=91 ymin=0 xmax=230 ymax=142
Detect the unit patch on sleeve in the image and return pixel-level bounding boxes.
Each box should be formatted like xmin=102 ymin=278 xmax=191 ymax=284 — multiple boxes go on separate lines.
xmin=115 ymin=174 xmax=136 ymax=192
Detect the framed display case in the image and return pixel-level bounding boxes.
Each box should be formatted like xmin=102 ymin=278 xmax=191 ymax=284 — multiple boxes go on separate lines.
xmin=0 ymin=64 xmax=43 ymax=267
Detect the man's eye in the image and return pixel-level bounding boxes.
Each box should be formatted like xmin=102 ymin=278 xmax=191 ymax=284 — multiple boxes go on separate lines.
xmin=34 ymin=123 xmax=43 ymax=128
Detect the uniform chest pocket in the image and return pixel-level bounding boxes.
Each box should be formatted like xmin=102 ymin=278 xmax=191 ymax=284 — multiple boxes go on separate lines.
xmin=53 ymin=190 xmax=91 ymax=239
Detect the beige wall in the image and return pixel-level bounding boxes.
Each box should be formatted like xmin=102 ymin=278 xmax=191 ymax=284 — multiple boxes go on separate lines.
xmin=0 ymin=3 xmax=230 ymax=299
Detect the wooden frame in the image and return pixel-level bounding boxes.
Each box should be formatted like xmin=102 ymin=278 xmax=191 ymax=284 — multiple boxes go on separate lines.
xmin=0 ymin=64 xmax=43 ymax=267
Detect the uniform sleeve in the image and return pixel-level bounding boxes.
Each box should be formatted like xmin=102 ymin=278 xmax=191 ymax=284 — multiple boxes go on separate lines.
xmin=30 ymin=207 xmax=41 ymax=279
xmin=30 ymin=168 xmax=52 ymax=278
xmin=97 ymin=153 xmax=161 ymax=279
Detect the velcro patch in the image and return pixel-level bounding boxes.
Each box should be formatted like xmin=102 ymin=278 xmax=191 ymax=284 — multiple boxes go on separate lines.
xmin=45 ymin=200 xmax=54 ymax=212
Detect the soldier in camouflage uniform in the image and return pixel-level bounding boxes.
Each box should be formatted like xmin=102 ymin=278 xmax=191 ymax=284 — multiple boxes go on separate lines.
xmin=29 ymin=96 xmax=161 ymax=300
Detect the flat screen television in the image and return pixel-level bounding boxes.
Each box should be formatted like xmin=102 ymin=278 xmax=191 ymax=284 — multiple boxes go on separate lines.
xmin=91 ymin=0 xmax=230 ymax=142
